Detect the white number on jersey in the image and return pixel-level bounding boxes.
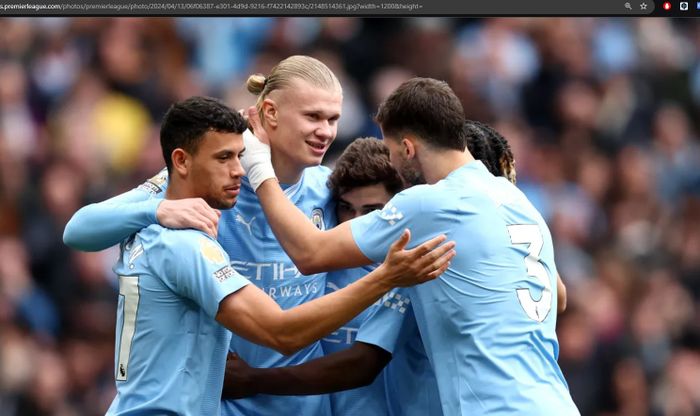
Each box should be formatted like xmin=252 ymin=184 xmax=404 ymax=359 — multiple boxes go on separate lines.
xmin=507 ymin=225 xmax=552 ymax=322
xmin=117 ymin=275 xmax=140 ymax=381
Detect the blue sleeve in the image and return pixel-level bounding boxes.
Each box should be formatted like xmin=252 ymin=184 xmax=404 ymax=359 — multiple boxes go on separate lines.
xmin=63 ymin=169 xmax=169 ymax=252
xmin=356 ymin=288 xmax=413 ymax=354
xmin=349 ymin=187 xmax=431 ymax=263
xmin=160 ymin=231 xmax=250 ymax=318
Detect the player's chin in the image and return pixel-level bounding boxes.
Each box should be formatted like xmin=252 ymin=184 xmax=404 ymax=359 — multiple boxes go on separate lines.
xmin=215 ymin=196 xmax=237 ymax=210
xmin=302 ymin=152 xmax=325 ymax=167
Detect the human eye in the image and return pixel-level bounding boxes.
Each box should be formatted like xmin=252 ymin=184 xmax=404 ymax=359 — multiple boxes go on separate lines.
xmin=217 ymin=152 xmax=233 ymax=161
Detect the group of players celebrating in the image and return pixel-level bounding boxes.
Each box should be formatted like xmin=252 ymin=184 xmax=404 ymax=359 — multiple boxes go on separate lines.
xmin=64 ymin=55 xmax=579 ymax=415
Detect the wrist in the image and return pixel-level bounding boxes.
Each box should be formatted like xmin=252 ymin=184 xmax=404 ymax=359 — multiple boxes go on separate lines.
xmin=256 ymin=177 xmax=280 ymax=193
xmin=365 ymin=264 xmax=394 ymax=294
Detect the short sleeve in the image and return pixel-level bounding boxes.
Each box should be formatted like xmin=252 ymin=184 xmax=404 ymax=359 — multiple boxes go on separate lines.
xmin=137 ymin=167 xmax=170 ymax=196
xmin=349 ymin=189 xmax=424 ymax=263
xmin=350 ymin=185 xmax=457 ymax=264
xmin=160 ymin=231 xmax=249 ymax=318
xmin=356 ymin=288 xmax=414 ymax=354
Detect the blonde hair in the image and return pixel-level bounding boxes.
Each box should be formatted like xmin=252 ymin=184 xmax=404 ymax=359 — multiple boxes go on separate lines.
xmin=246 ymin=55 xmax=342 ymax=112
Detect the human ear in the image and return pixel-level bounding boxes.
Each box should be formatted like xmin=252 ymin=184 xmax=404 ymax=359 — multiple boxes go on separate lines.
xmin=261 ymin=98 xmax=278 ymax=128
xmin=171 ymin=149 xmax=190 ymax=176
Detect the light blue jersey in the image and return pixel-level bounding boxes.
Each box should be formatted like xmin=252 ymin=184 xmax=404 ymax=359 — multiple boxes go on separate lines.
xmin=323 ymin=266 xmax=389 ymax=416
xmin=220 ymin=167 xmax=336 ymax=416
xmin=64 ymin=167 xmax=336 ymax=415
xmin=350 ymin=161 xmax=579 ymax=416
xmin=357 ymin=288 xmax=442 ymax=416
xmin=107 ymin=225 xmax=249 ymax=415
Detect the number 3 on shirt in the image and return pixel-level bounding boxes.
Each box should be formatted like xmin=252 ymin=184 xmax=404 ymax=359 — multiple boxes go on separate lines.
xmin=507 ymin=225 xmax=552 ymax=322
xmin=117 ymin=275 xmax=140 ymax=381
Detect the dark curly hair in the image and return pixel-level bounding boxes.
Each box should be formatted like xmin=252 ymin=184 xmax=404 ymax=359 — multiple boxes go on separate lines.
xmin=160 ymin=96 xmax=247 ymax=173
xmin=327 ymin=137 xmax=404 ymax=199
xmin=464 ymin=120 xmax=517 ymax=184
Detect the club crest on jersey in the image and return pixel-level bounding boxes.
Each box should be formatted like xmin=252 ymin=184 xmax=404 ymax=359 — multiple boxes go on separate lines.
xmin=311 ymin=208 xmax=325 ymax=230
xmin=378 ymin=203 xmax=404 ymax=225
xmin=199 ymin=237 xmax=226 ymax=265
xmin=137 ymin=168 xmax=168 ymax=195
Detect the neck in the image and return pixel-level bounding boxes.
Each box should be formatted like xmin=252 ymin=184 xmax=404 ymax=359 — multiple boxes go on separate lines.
xmin=271 ymin=147 xmax=304 ymax=185
xmin=165 ymin=177 xmax=195 ymax=201
xmin=419 ymin=148 xmax=474 ymax=184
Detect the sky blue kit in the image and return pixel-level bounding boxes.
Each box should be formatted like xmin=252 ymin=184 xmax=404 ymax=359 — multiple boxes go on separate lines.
xmin=350 ymin=161 xmax=579 ymax=416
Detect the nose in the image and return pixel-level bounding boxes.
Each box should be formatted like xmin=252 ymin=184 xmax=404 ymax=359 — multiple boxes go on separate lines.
xmin=316 ymin=120 xmax=334 ymax=141
xmin=231 ymin=158 xmax=245 ymax=178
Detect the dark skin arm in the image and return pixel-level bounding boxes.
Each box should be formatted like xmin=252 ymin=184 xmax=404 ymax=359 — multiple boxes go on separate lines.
xmin=221 ymin=342 xmax=391 ymax=399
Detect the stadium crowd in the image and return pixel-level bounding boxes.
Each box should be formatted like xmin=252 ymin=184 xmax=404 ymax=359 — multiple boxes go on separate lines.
xmin=0 ymin=17 xmax=699 ymax=415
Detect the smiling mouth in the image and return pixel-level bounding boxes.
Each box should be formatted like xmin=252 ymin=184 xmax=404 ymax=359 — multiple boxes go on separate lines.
xmin=306 ymin=141 xmax=327 ymax=150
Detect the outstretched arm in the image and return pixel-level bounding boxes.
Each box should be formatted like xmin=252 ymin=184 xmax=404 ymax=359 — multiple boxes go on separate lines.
xmin=63 ymin=189 xmax=161 ymax=251
xmin=64 ymin=171 xmax=220 ymax=251
xmin=216 ymin=230 xmax=454 ymax=355
xmin=222 ymin=342 xmax=390 ymax=399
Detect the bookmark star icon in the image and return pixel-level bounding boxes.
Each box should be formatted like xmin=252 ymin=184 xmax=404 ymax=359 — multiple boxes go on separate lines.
xmin=640 ymin=2 xmax=647 ymax=9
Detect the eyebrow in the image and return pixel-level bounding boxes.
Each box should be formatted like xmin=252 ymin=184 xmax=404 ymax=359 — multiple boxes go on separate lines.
xmin=213 ymin=150 xmax=234 ymax=157
xmin=304 ymin=109 xmax=340 ymax=119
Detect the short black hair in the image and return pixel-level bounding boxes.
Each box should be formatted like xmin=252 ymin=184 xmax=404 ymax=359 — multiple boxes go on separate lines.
xmin=375 ymin=78 xmax=466 ymax=151
xmin=464 ymin=120 xmax=516 ymax=184
xmin=160 ymin=96 xmax=247 ymax=173
xmin=327 ymin=137 xmax=404 ymax=199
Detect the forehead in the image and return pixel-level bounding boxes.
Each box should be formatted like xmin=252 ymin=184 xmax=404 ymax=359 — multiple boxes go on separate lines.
xmin=199 ymin=130 xmax=243 ymax=152
xmin=339 ymin=183 xmax=392 ymax=206
xmin=281 ymin=79 xmax=342 ymax=115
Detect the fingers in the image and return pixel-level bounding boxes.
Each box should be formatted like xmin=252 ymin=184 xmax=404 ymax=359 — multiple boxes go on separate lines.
xmin=417 ymin=240 xmax=455 ymax=267
xmin=193 ymin=199 xmax=219 ymax=238
xmin=419 ymin=249 xmax=455 ymax=281
xmin=422 ymin=258 xmax=452 ymax=282
xmin=409 ymin=233 xmax=447 ymax=257
xmin=247 ymin=106 xmax=262 ymax=134
xmin=388 ymin=229 xmax=411 ymax=252
xmin=158 ymin=198 xmax=220 ymax=238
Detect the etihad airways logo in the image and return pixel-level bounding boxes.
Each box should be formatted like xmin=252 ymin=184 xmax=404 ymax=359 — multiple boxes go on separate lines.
xmin=230 ymin=261 xmax=302 ymax=281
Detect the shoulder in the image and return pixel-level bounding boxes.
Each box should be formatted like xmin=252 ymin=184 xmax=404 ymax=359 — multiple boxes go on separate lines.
xmin=302 ymin=165 xmax=333 ymax=187
xmin=295 ymin=166 xmax=334 ymax=208
xmin=137 ymin=168 xmax=169 ymax=196
xmin=385 ymin=184 xmax=432 ymax=213
xmin=142 ymin=226 xmax=224 ymax=262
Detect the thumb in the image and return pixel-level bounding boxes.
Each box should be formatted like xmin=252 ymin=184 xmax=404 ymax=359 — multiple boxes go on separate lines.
xmin=390 ymin=228 xmax=411 ymax=252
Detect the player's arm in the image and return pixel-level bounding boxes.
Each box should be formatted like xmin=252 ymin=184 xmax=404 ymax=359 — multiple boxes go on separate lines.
xmin=557 ymin=273 xmax=567 ymax=313
xmin=63 ymin=189 xmax=162 ymax=251
xmin=257 ymin=181 xmax=368 ymax=274
xmin=216 ymin=230 xmax=454 ymax=355
xmin=222 ymin=342 xmax=389 ymax=399
xmin=63 ymin=171 xmax=219 ymax=251
xmin=242 ymin=110 xmax=377 ymax=274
